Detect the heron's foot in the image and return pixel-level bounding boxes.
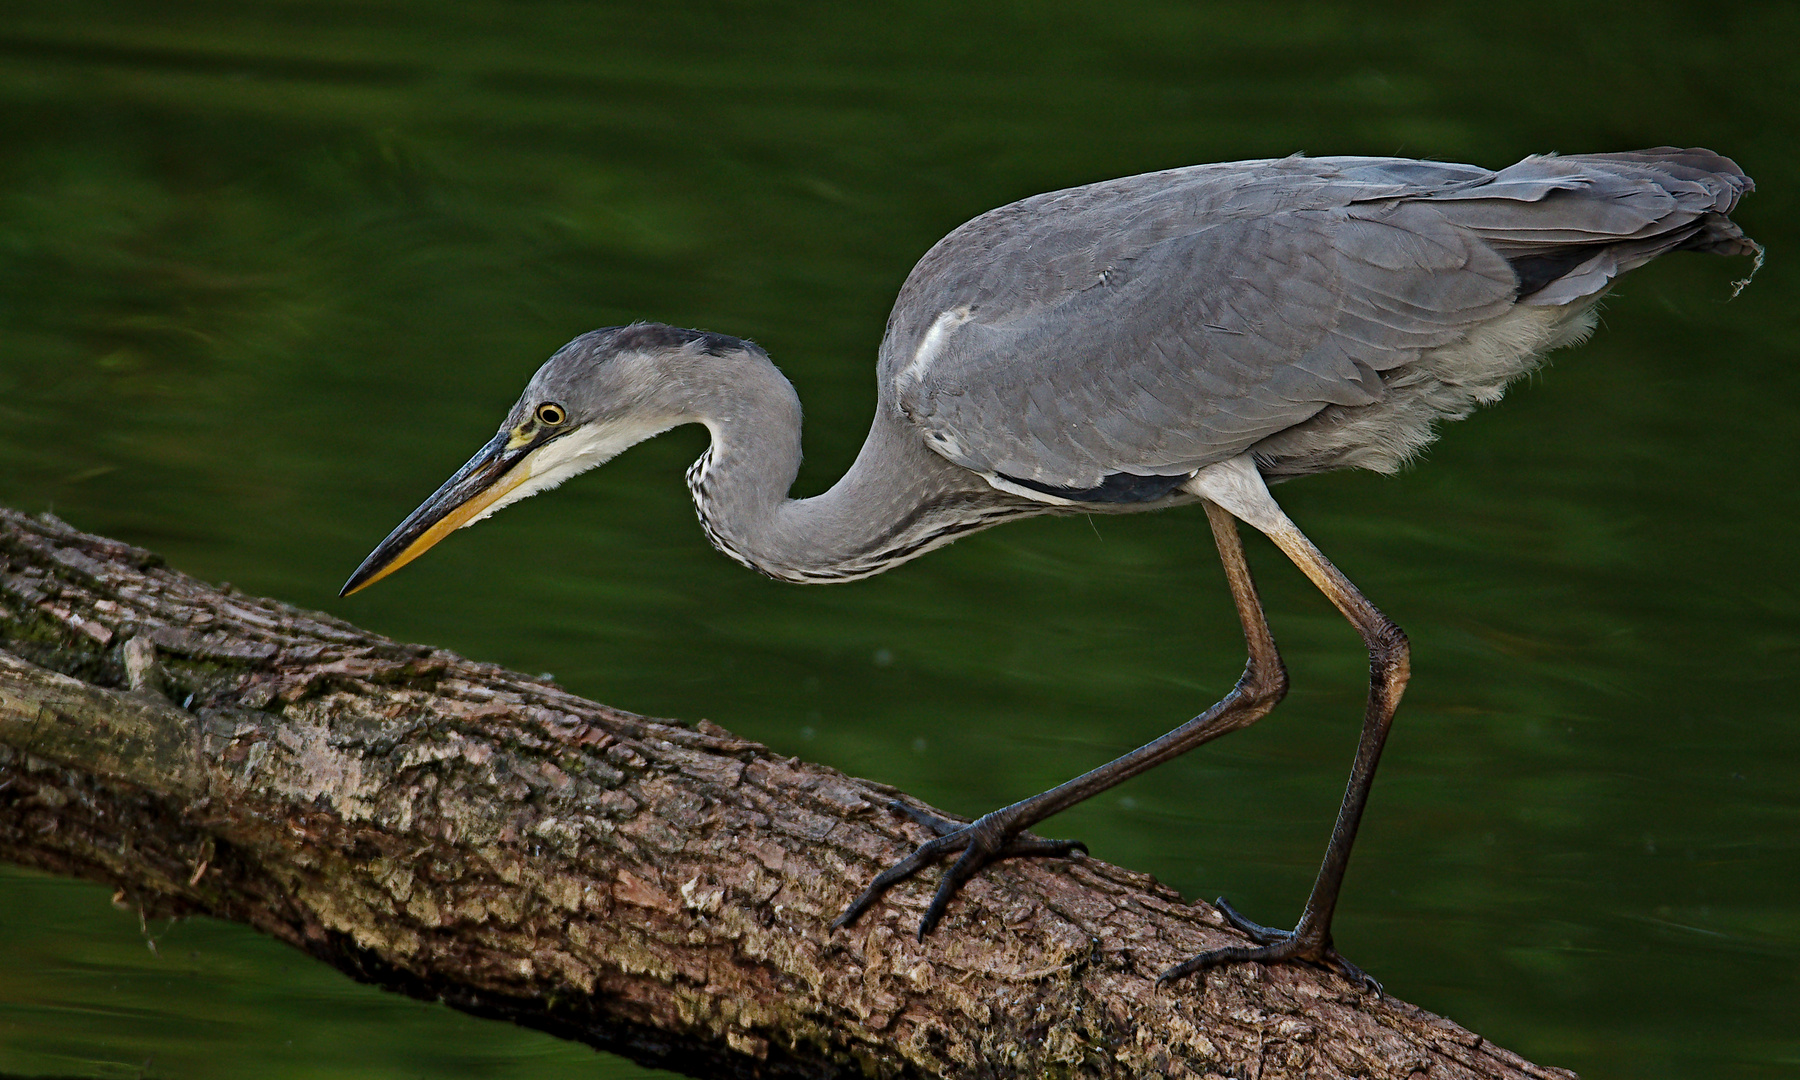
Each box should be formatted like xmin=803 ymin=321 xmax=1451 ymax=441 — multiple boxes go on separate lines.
xmin=1156 ymin=897 xmax=1382 ymax=995
xmin=832 ymin=800 xmax=1087 ymax=940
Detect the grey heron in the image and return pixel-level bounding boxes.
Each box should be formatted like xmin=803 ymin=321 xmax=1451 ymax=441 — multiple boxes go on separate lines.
xmin=342 ymin=147 xmax=1757 ymax=988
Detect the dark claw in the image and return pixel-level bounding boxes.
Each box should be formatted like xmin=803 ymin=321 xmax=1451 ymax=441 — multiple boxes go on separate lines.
xmin=1155 ymin=897 xmax=1382 ymax=995
xmin=833 ymin=802 xmax=1086 ymax=937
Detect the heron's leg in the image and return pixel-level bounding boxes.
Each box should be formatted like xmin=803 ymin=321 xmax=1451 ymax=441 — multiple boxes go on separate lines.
xmin=835 ymin=499 xmax=1289 ymax=939
xmin=1159 ymin=457 xmax=1409 ymax=992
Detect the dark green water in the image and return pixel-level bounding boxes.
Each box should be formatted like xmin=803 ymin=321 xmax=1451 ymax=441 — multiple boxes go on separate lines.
xmin=2 ymin=2 xmax=1796 ymax=1077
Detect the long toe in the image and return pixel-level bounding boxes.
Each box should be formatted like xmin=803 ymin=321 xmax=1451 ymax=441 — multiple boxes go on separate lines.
xmin=1211 ymin=896 xmax=1292 ymax=945
xmin=1158 ymin=910 xmax=1381 ymax=995
xmin=889 ymin=799 xmax=973 ymax=838
xmin=834 ymin=803 xmax=1086 ymax=936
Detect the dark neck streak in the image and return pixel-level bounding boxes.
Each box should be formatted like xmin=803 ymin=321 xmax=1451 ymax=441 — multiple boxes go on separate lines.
xmin=681 ymin=353 xmax=1036 ymax=583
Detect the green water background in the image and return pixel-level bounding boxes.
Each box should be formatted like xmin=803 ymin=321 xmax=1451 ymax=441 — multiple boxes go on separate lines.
xmin=1 ymin=2 xmax=1796 ymax=1077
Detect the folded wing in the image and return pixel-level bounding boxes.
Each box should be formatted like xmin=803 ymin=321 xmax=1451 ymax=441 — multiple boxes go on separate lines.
xmin=884 ymin=149 xmax=1753 ymax=495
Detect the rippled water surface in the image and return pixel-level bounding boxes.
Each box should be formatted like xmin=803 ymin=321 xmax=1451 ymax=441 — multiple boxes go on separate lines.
xmin=2 ymin=3 xmax=1797 ymax=1077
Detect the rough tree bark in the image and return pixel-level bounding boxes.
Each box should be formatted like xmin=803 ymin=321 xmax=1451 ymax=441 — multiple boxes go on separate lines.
xmin=0 ymin=506 xmax=1574 ymax=1080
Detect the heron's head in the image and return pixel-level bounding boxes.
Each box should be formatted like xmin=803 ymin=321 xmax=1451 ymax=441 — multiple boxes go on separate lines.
xmin=340 ymin=323 xmax=756 ymax=596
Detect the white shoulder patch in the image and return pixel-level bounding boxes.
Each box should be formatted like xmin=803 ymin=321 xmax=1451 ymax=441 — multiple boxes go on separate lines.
xmin=896 ymin=306 xmax=973 ymax=391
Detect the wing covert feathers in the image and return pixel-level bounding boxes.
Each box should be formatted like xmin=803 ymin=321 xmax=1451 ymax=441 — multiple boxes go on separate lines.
xmin=884 ymin=148 xmax=1755 ymax=493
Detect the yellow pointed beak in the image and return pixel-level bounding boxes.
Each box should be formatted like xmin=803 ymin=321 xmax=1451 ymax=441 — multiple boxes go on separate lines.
xmin=340 ymin=431 xmax=535 ymax=596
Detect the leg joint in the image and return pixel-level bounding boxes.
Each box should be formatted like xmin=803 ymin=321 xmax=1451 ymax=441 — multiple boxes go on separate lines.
xmin=1366 ymin=621 xmax=1411 ymax=690
xmin=1238 ymin=653 xmax=1289 ymax=707
xmin=1369 ymin=621 xmax=1408 ymax=664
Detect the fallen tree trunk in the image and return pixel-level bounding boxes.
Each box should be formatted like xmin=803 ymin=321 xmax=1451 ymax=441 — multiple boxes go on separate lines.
xmin=0 ymin=505 xmax=1574 ymax=1080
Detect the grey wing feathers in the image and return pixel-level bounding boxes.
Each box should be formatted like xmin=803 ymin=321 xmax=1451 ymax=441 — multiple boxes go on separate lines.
xmin=1426 ymin=147 xmax=1757 ymax=305
xmin=883 ymin=148 xmax=1754 ymax=493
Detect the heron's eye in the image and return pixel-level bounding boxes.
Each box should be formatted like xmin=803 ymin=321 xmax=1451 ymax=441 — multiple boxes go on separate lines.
xmin=535 ymin=403 xmax=567 ymax=427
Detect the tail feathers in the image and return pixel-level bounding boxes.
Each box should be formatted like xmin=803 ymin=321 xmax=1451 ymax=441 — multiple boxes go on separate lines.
xmin=1557 ymin=147 xmax=1753 ymax=202
xmin=1427 ymin=147 xmax=1758 ymax=305
xmin=1549 ymin=146 xmax=1758 ymax=256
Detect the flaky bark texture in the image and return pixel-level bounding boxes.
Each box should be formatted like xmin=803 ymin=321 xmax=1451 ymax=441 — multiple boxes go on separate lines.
xmin=0 ymin=506 xmax=1574 ymax=1079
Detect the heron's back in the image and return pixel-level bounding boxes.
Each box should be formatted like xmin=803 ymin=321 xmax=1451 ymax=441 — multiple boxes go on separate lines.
xmin=880 ymin=149 xmax=1755 ymax=498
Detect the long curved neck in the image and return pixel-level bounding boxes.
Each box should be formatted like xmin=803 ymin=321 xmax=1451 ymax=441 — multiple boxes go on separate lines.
xmin=678 ymin=350 xmax=1031 ymax=583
